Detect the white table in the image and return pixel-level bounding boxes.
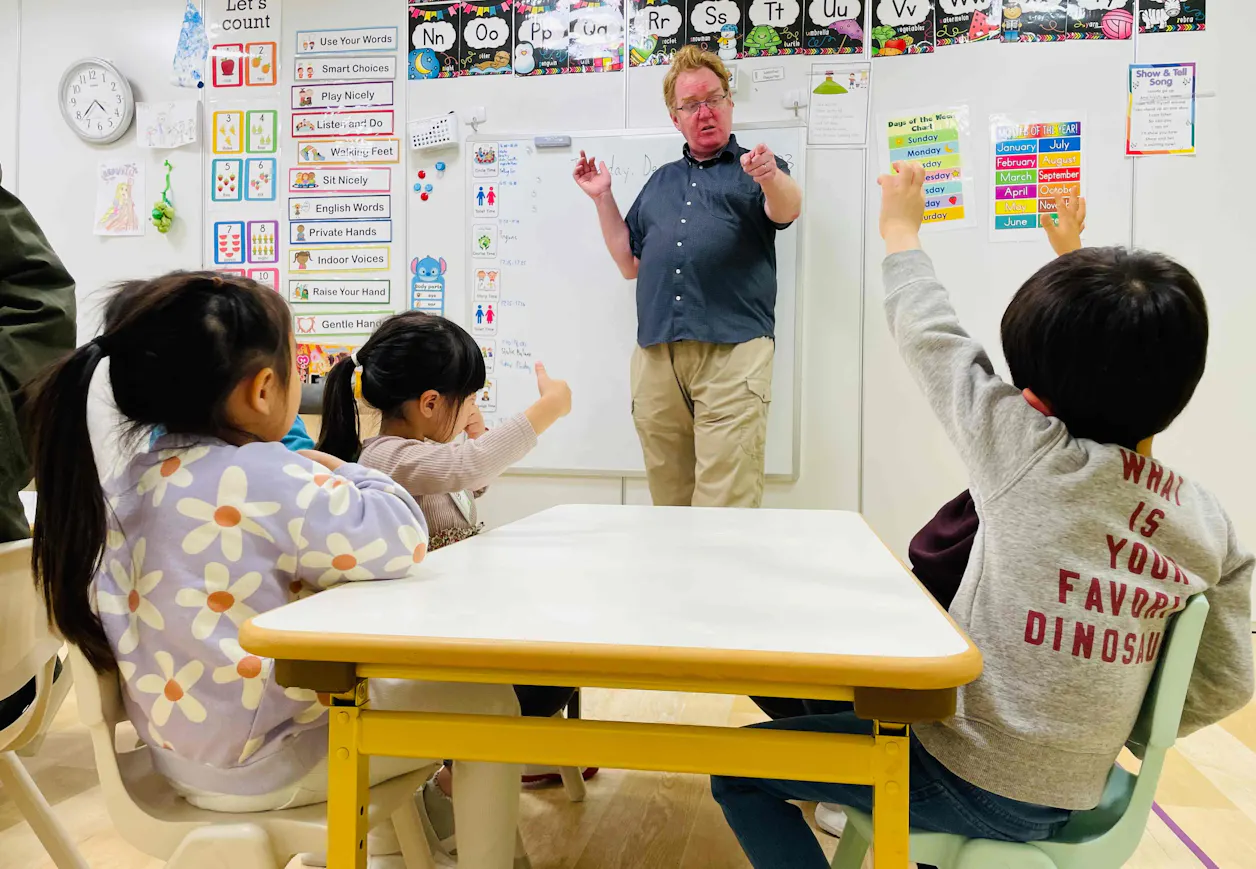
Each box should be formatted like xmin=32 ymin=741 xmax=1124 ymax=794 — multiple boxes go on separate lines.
xmin=241 ymin=505 xmax=981 ymax=869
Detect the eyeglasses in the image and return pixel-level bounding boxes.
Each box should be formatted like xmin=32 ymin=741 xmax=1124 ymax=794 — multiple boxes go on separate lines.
xmin=674 ymin=94 xmax=729 ymax=116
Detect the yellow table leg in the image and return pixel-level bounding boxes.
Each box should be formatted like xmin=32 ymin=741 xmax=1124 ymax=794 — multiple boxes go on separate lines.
xmin=328 ymin=681 xmax=369 ymax=869
xmin=871 ymin=722 xmax=910 ymax=869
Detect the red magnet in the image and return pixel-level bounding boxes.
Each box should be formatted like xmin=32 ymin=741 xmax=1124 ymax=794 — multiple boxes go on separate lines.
xmin=417 ymin=170 xmax=427 ymax=179
xmin=420 ymin=192 xmax=429 ymax=201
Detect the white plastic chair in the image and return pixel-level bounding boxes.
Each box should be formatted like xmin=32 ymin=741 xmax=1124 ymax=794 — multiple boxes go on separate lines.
xmin=831 ymin=594 xmax=1211 ymax=869
xmin=0 ymin=539 xmax=87 ymax=869
xmin=67 ymin=644 xmax=441 ymax=869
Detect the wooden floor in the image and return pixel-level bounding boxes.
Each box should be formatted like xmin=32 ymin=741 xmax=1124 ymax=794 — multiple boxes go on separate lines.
xmin=3 ymin=644 xmax=1256 ymax=869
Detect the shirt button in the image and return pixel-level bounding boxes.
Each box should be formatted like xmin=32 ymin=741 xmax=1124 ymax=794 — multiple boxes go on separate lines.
xmin=677 ymin=241 xmax=682 ymax=247
xmin=675 ymin=268 xmax=681 ymax=274
xmin=675 ymin=295 xmax=682 ymax=301
xmin=681 ymin=219 xmax=686 ymax=224
xmin=691 ymin=182 xmax=697 ymax=187
xmin=686 ymin=201 xmax=691 ymax=206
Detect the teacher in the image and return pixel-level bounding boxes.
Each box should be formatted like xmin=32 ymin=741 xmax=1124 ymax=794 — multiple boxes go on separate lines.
xmin=573 ymin=46 xmax=802 ymax=508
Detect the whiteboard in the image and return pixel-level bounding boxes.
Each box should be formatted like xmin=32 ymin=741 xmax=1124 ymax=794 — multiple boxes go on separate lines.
xmin=465 ymin=124 xmax=804 ymax=477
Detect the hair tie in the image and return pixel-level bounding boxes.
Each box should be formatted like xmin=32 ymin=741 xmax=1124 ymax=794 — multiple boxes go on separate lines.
xmin=350 ymin=348 xmax=364 ymax=400
xmin=91 ymin=335 xmax=115 ymax=356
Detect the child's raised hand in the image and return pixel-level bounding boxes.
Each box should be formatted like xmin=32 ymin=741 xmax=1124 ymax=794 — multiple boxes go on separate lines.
xmin=535 ymin=362 xmax=571 ymax=418
xmin=877 ymin=161 xmax=926 ymax=253
xmin=1041 ymin=196 xmax=1086 ymax=256
xmin=464 ymin=406 xmax=487 ymax=439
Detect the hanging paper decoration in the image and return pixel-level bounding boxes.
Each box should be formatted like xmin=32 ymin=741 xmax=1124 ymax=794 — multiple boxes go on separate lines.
xmin=151 ymin=160 xmax=176 ymax=234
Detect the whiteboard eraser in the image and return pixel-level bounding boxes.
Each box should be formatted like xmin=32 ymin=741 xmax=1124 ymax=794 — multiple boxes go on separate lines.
xmin=534 ymin=136 xmax=572 ymax=148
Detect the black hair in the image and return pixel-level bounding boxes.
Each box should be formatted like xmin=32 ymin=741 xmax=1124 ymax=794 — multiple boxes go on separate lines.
xmin=27 ymin=271 xmax=292 ymax=672
xmin=317 ymin=312 xmax=486 ymax=462
xmin=1001 ymin=247 xmax=1208 ymax=450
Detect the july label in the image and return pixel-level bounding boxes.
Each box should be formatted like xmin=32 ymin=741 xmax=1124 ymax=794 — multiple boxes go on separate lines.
xmin=289 ymin=245 xmax=391 ymax=273
xmin=296 ymin=138 xmax=400 ymax=164
xmin=292 ymin=109 xmax=394 ymax=137
xmin=296 ymin=27 xmax=399 ymax=55
xmin=291 ymin=219 xmax=393 ymax=245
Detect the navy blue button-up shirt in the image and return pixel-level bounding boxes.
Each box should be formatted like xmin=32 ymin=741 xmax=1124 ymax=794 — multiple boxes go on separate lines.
xmin=625 ymin=135 xmax=793 ymax=348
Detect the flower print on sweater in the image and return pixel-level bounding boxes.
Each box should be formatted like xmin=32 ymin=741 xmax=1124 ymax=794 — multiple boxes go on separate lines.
xmin=95 ymin=436 xmax=429 ymax=795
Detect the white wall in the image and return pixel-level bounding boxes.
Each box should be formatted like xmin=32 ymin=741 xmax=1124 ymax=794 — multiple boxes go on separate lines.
xmin=4 ymin=2 xmax=1254 ymax=616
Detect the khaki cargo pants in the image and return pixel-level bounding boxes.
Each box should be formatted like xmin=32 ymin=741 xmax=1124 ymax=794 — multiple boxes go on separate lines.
xmin=630 ymin=337 xmax=773 ymax=508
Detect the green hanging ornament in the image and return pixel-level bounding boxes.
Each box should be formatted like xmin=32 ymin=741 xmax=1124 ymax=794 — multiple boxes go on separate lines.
xmin=151 ymin=160 xmax=176 ymax=234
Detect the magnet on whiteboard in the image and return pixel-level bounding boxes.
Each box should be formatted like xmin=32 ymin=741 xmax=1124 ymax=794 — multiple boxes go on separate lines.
xmin=413 ymin=183 xmax=422 ymax=191
xmin=534 ymin=136 xmax=572 ymax=148
xmin=435 ymin=161 xmax=446 ymax=173
xmin=421 ymin=192 xmax=429 ymax=201
xmin=418 ymin=170 xmax=427 ymax=179
xmin=424 ymin=184 xmax=433 ymax=192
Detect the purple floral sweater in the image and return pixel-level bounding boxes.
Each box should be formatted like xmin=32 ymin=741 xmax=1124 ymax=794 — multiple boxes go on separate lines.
xmin=94 ymin=434 xmax=429 ymax=795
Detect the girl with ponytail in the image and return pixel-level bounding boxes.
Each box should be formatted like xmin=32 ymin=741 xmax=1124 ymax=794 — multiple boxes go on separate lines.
xmin=26 ymin=274 xmax=524 ymax=860
xmin=317 ymin=311 xmax=577 ymax=855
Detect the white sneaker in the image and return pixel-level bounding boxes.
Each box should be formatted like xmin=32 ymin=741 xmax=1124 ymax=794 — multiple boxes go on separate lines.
xmin=814 ymin=803 xmax=848 ymax=837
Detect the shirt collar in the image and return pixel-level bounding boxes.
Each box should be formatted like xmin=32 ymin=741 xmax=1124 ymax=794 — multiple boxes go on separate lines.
xmin=683 ymin=134 xmax=740 ymax=167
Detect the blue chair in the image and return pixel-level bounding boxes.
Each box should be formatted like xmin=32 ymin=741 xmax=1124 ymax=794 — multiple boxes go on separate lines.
xmin=831 ymin=594 xmax=1210 ymax=869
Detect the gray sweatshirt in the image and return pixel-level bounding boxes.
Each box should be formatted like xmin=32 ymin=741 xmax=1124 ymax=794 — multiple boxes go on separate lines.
xmin=884 ymin=250 xmax=1254 ymax=810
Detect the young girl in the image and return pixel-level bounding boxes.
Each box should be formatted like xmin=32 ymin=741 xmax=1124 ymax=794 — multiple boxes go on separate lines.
xmin=28 ymin=273 xmax=522 ymax=867
xmin=316 ymin=311 xmax=578 ymax=858
xmin=316 ymin=311 xmax=570 ymax=551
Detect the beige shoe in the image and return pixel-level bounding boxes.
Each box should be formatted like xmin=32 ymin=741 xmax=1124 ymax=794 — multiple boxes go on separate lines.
xmin=815 ymin=802 xmax=848 ymax=836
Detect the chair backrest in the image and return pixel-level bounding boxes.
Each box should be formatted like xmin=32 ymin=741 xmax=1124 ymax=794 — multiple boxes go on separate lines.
xmin=1126 ymin=593 xmax=1209 ymax=757
xmin=0 ymin=539 xmax=61 ymax=750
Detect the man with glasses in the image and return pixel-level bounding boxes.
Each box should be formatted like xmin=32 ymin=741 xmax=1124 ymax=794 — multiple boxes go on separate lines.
xmin=573 ymin=46 xmax=802 ymax=508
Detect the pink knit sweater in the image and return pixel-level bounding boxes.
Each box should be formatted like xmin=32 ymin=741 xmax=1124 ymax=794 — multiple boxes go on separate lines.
xmin=358 ymin=413 xmax=537 ymax=549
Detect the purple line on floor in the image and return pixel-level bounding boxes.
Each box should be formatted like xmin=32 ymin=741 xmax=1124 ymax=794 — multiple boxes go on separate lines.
xmin=1153 ymin=800 xmax=1220 ymax=869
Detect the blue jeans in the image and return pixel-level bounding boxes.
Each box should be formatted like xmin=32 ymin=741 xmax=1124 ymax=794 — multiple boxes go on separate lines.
xmin=711 ymin=711 xmax=1072 ymax=869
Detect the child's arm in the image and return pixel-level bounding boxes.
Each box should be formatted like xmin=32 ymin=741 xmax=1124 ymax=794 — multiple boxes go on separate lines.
xmin=282 ymin=451 xmax=430 ymax=588
xmin=367 ymin=415 xmax=538 ymax=496
xmin=1179 ymin=528 xmax=1255 ymax=735
xmin=879 ymin=162 xmax=1064 ymax=495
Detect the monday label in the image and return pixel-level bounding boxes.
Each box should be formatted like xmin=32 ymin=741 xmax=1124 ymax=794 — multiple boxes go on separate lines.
xmin=292 ymin=109 xmax=393 ymax=137
xmin=295 ymin=56 xmax=398 ymax=81
xmin=289 ymin=195 xmax=390 ymax=221
xmin=288 ymin=279 xmax=391 ymax=305
xmin=296 ymin=138 xmax=400 ymax=165
xmin=289 ymin=245 xmax=390 ymax=272
xmin=291 ymin=219 xmax=392 ymax=244
xmin=289 ymin=167 xmax=391 ymax=194
xmin=296 ymin=27 xmax=399 ymax=55
xmin=291 ymin=81 xmax=394 ymax=110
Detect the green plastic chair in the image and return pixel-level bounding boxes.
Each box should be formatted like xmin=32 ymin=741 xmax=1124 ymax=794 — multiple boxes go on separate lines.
xmin=831 ymin=594 xmax=1210 ymax=869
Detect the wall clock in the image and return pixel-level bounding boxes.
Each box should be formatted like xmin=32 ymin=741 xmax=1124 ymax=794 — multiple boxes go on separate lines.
xmin=59 ymin=57 xmax=135 ymax=145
